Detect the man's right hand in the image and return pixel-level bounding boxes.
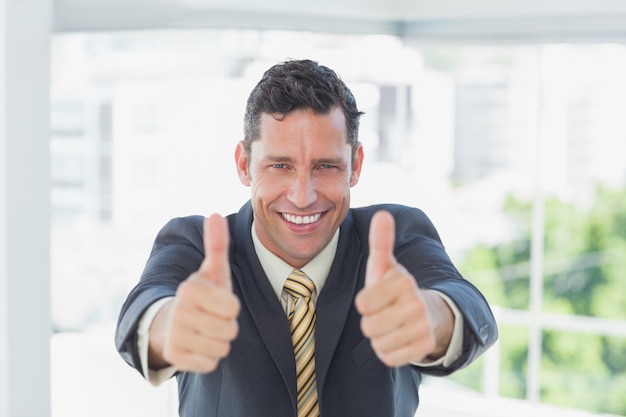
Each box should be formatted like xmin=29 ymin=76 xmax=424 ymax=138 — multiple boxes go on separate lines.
xmin=148 ymin=214 xmax=241 ymax=373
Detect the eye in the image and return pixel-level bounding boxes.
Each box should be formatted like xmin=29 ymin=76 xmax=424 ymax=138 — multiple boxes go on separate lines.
xmin=272 ymin=163 xmax=287 ymax=169
xmin=320 ymin=164 xmax=335 ymax=170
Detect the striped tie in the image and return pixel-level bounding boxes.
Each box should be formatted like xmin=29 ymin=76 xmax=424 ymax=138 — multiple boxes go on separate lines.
xmin=284 ymin=269 xmax=320 ymax=417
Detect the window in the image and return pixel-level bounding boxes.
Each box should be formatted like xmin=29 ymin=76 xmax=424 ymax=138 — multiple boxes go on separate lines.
xmin=50 ymin=31 xmax=626 ymax=417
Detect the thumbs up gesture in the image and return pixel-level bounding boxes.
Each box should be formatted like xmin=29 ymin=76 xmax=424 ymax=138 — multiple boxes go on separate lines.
xmin=355 ymin=211 xmax=453 ymax=367
xmin=148 ymin=214 xmax=241 ymax=373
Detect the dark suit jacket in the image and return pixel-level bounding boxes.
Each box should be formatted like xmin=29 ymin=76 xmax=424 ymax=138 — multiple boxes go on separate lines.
xmin=116 ymin=202 xmax=497 ymax=417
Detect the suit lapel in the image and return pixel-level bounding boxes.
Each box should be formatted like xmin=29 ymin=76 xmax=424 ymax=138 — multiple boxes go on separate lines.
xmin=314 ymin=211 xmax=365 ymax=398
xmin=228 ymin=202 xmax=298 ymax=409
xmin=227 ymin=204 xmax=365 ymax=410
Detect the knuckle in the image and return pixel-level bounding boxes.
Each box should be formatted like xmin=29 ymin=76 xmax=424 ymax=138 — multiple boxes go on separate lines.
xmin=397 ymin=275 xmax=415 ymax=292
xmin=219 ymin=341 xmax=232 ymax=358
xmin=169 ymin=305 xmax=188 ymax=326
xmin=226 ymin=297 xmax=241 ymax=318
xmin=176 ymin=280 xmax=194 ymax=299
xmin=371 ymin=338 xmax=384 ymax=354
xmin=378 ymin=352 xmax=395 ymax=367
xmin=163 ymin=345 xmax=182 ymax=365
xmin=227 ymin=321 xmax=239 ymax=340
xmin=360 ymin=317 xmax=373 ymax=337
xmin=200 ymin=359 xmax=219 ymax=374
xmin=208 ymin=340 xmax=230 ymax=360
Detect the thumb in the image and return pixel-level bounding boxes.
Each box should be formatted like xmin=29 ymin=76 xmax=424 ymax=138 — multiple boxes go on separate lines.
xmin=200 ymin=214 xmax=232 ymax=290
xmin=365 ymin=210 xmax=396 ymax=286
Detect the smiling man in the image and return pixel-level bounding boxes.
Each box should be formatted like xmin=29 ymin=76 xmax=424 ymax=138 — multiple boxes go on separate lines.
xmin=115 ymin=59 xmax=498 ymax=417
xmin=237 ymin=106 xmax=359 ymax=269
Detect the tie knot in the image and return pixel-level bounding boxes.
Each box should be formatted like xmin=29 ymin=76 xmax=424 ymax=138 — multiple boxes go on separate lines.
xmin=284 ymin=269 xmax=316 ymax=299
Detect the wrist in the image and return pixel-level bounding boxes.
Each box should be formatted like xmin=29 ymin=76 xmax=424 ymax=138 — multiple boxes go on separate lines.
xmin=422 ymin=289 xmax=454 ymax=360
xmin=147 ymin=300 xmax=173 ymax=370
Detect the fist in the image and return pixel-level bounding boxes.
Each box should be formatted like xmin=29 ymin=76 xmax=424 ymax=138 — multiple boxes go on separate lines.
xmin=355 ymin=210 xmax=437 ymax=367
xmin=150 ymin=214 xmax=240 ymax=373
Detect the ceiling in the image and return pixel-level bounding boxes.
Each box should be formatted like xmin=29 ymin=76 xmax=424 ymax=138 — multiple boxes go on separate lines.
xmin=53 ymin=0 xmax=626 ymax=42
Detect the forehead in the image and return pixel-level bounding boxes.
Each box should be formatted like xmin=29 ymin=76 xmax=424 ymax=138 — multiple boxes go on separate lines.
xmin=255 ymin=107 xmax=348 ymax=151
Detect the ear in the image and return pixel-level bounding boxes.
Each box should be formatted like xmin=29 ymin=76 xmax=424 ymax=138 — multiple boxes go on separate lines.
xmin=235 ymin=141 xmax=251 ymax=186
xmin=349 ymin=143 xmax=364 ymax=187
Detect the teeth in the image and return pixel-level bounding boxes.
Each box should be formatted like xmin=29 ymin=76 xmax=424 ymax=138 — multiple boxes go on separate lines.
xmin=282 ymin=213 xmax=321 ymax=225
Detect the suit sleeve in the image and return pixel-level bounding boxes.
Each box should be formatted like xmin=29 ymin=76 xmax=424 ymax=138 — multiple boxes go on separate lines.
xmin=114 ymin=216 xmax=205 ymax=375
xmin=389 ymin=205 xmax=499 ymax=376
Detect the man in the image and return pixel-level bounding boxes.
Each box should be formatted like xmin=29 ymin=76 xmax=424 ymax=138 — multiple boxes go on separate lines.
xmin=116 ymin=59 xmax=498 ymax=417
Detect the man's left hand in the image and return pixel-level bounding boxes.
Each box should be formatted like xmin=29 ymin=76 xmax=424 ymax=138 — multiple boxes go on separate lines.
xmin=355 ymin=210 xmax=453 ymax=367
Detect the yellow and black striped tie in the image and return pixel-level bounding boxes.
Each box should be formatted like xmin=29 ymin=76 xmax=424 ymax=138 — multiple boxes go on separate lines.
xmin=284 ymin=269 xmax=320 ymax=417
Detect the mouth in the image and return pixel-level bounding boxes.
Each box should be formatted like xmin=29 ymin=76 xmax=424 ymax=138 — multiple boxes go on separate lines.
xmin=281 ymin=212 xmax=323 ymax=225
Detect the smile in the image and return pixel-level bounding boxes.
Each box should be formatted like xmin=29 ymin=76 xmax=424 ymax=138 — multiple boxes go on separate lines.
xmin=281 ymin=212 xmax=322 ymax=225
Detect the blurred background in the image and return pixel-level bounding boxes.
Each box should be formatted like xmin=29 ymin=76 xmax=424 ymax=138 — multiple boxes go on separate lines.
xmin=2 ymin=0 xmax=626 ymax=416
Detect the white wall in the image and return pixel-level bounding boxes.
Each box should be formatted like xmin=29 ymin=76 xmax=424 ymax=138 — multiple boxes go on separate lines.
xmin=0 ymin=0 xmax=53 ymax=416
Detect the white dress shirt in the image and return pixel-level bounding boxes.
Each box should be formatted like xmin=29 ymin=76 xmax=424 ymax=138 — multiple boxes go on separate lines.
xmin=137 ymin=222 xmax=464 ymax=386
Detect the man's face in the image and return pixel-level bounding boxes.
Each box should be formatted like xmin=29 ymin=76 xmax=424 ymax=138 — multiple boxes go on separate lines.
xmin=235 ymin=107 xmax=363 ymax=268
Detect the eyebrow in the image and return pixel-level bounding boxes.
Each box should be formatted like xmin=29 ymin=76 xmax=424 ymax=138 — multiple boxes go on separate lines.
xmin=314 ymin=157 xmax=348 ymax=166
xmin=264 ymin=155 xmax=293 ymax=163
xmin=264 ymin=155 xmax=348 ymax=166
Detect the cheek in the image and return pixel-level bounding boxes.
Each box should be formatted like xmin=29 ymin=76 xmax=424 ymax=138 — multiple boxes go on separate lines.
xmin=250 ymin=174 xmax=284 ymax=202
xmin=320 ymin=176 xmax=351 ymax=201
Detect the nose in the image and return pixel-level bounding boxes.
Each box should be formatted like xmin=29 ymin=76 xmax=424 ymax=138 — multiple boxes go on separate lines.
xmin=287 ymin=171 xmax=317 ymax=208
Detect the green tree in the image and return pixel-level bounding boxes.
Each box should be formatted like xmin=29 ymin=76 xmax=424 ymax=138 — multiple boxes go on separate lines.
xmin=456 ymin=186 xmax=626 ymax=415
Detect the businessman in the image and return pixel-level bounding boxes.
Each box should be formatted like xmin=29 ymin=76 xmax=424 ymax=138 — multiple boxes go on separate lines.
xmin=116 ymin=59 xmax=498 ymax=417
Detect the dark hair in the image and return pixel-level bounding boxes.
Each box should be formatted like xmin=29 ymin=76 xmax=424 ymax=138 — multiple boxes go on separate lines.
xmin=243 ymin=59 xmax=363 ymax=161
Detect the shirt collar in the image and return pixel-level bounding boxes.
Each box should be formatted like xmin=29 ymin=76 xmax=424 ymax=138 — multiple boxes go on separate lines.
xmin=251 ymin=222 xmax=339 ymax=299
